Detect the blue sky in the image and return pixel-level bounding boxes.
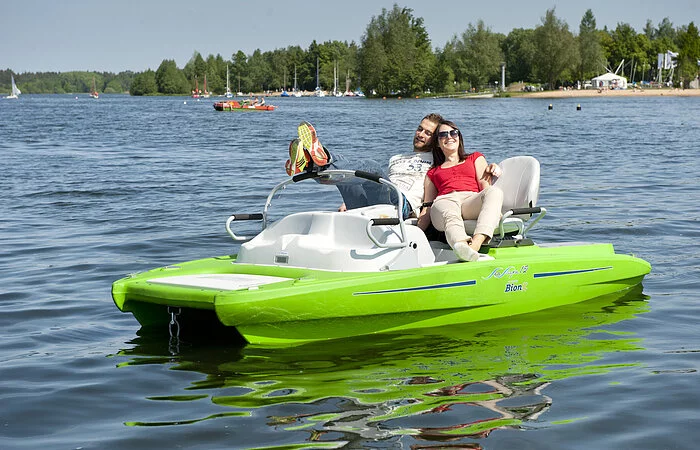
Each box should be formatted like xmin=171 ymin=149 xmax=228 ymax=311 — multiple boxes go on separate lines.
xmin=2 ymin=0 xmax=698 ymax=73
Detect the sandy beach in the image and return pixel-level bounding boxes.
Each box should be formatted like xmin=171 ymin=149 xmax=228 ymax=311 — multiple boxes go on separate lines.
xmin=519 ymin=87 xmax=700 ymax=98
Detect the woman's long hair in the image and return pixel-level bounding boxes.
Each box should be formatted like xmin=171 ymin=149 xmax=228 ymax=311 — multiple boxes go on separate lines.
xmin=432 ymin=120 xmax=468 ymax=166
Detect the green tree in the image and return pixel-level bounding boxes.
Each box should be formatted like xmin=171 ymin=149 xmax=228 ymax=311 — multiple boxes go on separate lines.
xmin=231 ymin=50 xmax=248 ymax=93
xmin=606 ymin=23 xmax=637 ymax=73
xmin=284 ymin=45 xmax=307 ymax=91
xmin=677 ymin=22 xmax=700 ymax=86
xmin=358 ymin=25 xmax=388 ymax=94
xmin=358 ymin=4 xmax=434 ymax=96
xmin=533 ymin=7 xmax=578 ymax=88
xmin=203 ymin=54 xmax=225 ymax=94
xmin=130 ymin=70 xmax=157 ymax=95
xmin=502 ymin=28 xmax=537 ymax=85
xmin=641 ymin=19 xmax=677 ymax=82
xmin=578 ymin=9 xmax=605 ymax=80
xmin=630 ymin=34 xmax=652 ymax=82
xmin=305 ymin=40 xmax=325 ymax=90
xmin=433 ymin=43 xmax=457 ymax=93
xmin=450 ymin=20 xmax=504 ymax=90
xmin=247 ymin=49 xmax=272 ymax=92
xmin=657 ymin=17 xmax=677 ymax=42
xmin=299 ymin=40 xmax=358 ymax=93
xmin=155 ymin=59 xmax=188 ymax=94
xmin=183 ymin=51 xmax=207 ymax=91
xmin=602 ymin=23 xmax=654 ymax=82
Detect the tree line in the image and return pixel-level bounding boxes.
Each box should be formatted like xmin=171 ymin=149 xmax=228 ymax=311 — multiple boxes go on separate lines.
xmin=3 ymin=5 xmax=699 ymax=97
xmin=0 ymin=70 xmax=135 ymax=96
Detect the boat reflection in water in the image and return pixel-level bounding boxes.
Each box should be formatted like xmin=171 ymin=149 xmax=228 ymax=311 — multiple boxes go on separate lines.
xmin=116 ymin=286 xmax=649 ymax=447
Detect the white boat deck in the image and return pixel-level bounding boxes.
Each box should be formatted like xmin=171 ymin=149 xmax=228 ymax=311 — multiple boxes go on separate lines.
xmin=148 ymin=274 xmax=290 ymax=291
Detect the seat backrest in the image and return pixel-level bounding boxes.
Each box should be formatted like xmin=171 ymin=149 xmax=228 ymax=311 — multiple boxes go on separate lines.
xmin=493 ymin=156 xmax=540 ymax=218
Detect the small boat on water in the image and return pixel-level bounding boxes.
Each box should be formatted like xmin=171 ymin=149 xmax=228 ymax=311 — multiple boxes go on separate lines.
xmin=112 ymin=157 xmax=650 ymax=346
xmin=213 ymin=100 xmax=276 ymax=111
xmin=192 ymin=75 xmax=211 ymax=98
xmin=89 ymin=76 xmax=99 ymax=99
xmin=6 ymin=74 xmax=21 ymax=99
xmin=314 ymin=57 xmax=325 ymax=97
xmin=201 ymin=74 xmax=211 ymax=98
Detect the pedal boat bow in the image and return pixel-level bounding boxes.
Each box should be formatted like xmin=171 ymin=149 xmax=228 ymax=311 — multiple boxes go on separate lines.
xmin=112 ymin=158 xmax=651 ymax=346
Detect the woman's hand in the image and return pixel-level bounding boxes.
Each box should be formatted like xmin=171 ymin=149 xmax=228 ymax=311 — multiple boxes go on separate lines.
xmin=481 ymin=162 xmax=502 ymax=186
xmin=418 ymin=176 xmax=438 ymax=231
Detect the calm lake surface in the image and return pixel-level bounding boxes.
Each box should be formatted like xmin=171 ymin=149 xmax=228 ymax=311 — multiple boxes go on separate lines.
xmin=1 ymin=94 xmax=699 ymax=449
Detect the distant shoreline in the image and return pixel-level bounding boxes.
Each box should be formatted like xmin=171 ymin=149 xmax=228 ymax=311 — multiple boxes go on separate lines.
xmin=256 ymin=88 xmax=700 ymax=99
xmin=11 ymin=88 xmax=698 ymax=99
xmin=516 ymin=87 xmax=700 ymax=99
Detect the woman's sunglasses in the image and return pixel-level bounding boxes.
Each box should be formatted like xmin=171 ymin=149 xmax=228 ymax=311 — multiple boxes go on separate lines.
xmin=437 ymin=129 xmax=460 ymax=140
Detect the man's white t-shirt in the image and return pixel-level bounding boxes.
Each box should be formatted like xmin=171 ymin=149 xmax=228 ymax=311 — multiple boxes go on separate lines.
xmin=387 ymin=151 xmax=433 ymax=213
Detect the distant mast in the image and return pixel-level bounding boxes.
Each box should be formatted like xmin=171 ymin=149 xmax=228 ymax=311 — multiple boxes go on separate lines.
xmin=314 ymin=57 xmax=325 ymax=96
xmin=192 ymin=76 xmax=200 ymax=98
xmin=225 ymin=65 xmax=233 ymax=98
xmin=294 ymin=65 xmax=298 ymax=92
xmin=90 ymin=76 xmax=99 ymax=99
xmin=202 ymin=74 xmax=210 ymax=98
xmin=333 ymin=61 xmax=343 ymax=97
xmin=316 ymin=57 xmax=320 ymax=90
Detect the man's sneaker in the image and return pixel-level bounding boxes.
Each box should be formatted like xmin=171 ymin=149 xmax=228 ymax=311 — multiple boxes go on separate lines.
xmin=297 ymin=121 xmax=331 ymax=166
xmin=286 ymin=138 xmax=310 ymax=176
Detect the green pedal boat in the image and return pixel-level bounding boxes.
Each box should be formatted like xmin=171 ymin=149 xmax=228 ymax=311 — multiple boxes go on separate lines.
xmin=112 ymin=157 xmax=651 ymax=346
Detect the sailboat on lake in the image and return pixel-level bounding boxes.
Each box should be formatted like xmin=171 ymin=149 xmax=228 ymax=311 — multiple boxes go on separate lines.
xmin=225 ymin=65 xmax=233 ymax=98
xmin=332 ymin=61 xmax=342 ymax=97
xmin=6 ymin=75 xmax=21 ymax=99
xmin=192 ymin=76 xmax=201 ymax=98
xmin=314 ymin=57 xmax=325 ymax=97
xmin=292 ymin=64 xmax=302 ymax=97
xmin=280 ymin=67 xmax=290 ymax=97
xmin=202 ymin=74 xmax=211 ymax=98
xmin=89 ymin=76 xmax=99 ymax=99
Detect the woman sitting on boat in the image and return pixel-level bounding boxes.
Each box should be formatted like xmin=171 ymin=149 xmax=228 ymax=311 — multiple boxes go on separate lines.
xmin=420 ymin=119 xmax=503 ymax=262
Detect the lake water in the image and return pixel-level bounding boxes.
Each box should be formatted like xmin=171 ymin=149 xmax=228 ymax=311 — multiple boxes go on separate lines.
xmin=1 ymin=94 xmax=699 ymax=449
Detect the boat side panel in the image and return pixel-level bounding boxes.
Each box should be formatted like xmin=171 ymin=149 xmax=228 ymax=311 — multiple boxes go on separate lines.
xmin=216 ymin=245 xmax=651 ymax=345
xmin=111 ymin=244 xmax=650 ymax=345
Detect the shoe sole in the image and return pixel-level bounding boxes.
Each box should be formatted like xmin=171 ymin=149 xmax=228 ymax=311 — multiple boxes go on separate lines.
xmin=286 ymin=139 xmax=309 ymax=175
xmin=285 ymin=155 xmax=309 ymax=176
xmin=297 ymin=121 xmax=329 ymax=166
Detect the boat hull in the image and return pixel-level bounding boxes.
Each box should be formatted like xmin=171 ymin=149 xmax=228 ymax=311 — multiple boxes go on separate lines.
xmin=213 ymin=101 xmax=275 ymax=111
xmin=112 ymin=243 xmax=650 ymax=346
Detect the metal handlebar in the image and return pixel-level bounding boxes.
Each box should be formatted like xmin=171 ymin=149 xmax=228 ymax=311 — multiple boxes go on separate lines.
xmin=225 ymin=213 xmax=264 ymax=242
xmin=226 ymin=170 xmax=409 ymax=248
xmin=497 ymin=206 xmax=547 ymax=238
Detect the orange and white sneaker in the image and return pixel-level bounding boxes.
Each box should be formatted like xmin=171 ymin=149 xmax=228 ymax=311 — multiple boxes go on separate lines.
xmin=297 ymin=121 xmax=330 ymax=166
xmin=285 ymin=138 xmax=310 ymax=176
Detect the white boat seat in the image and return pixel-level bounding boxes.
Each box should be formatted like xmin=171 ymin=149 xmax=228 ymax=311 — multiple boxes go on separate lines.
xmin=463 ymin=155 xmax=540 ymax=237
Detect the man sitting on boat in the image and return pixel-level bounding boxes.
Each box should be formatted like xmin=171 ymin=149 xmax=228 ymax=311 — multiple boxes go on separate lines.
xmin=285 ymin=115 xmax=441 ymax=220
xmin=284 ymin=116 xmax=501 ymax=233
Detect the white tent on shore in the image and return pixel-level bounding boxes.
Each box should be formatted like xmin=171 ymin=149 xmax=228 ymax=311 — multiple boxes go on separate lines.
xmin=591 ymin=72 xmax=627 ymax=89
